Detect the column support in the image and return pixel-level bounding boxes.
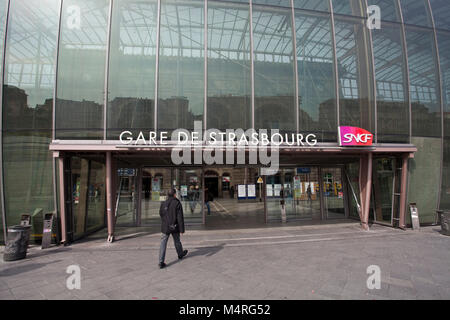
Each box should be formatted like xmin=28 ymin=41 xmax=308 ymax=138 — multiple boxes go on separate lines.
xmin=58 ymin=155 xmax=67 ymax=244
xmin=363 ymin=153 xmax=373 ymax=230
xmin=106 ymin=152 xmax=115 ymax=242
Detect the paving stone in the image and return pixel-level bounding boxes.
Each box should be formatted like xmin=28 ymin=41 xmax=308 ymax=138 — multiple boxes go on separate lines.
xmin=1 ymin=224 xmax=449 ymax=300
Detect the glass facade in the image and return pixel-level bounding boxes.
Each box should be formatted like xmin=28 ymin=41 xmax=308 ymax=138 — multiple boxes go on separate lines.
xmin=1 ymin=0 xmax=450 ymax=241
xmin=2 ymin=0 xmax=59 ymax=240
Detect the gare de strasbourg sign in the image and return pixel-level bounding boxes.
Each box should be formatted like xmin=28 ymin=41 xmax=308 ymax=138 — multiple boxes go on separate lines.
xmin=118 ymin=126 xmax=373 ymax=148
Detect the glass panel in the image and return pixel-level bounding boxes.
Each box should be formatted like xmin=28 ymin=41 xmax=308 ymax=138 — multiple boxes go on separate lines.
xmin=292 ymin=167 xmax=321 ymax=220
xmin=332 ymin=0 xmax=365 ymax=17
xmin=372 ymin=158 xmax=394 ymax=224
xmin=56 ymin=0 xmax=109 ymax=139
xmin=437 ymin=31 xmax=450 ymax=137
xmin=204 ymin=168 xmax=265 ymax=227
xmin=372 ymin=22 xmax=409 ymax=142
xmin=400 ymin=0 xmax=431 ymax=27
xmin=322 ymin=168 xmax=345 ymax=219
xmin=407 ymin=137 xmax=441 ymax=225
xmin=405 ymin=27 xmax=441 ymax=137
xmin=2 ymin=0 xmax=59 ymax=241
xmin=438 ymin=33 xmax=450 ymax=210
xmin=334 ymin=16 xmax=376 ymax=132
xmin=266 ymin=171 xmax=283 ymax=221
xmin=70 ymin=157 xmax=89 ymax=238
xmin=293 ymin=0 xmax=329 ymax=12
xmin=367 ymin=0 xmax=400 ymax=22
xmin=295 ymin=11 xmax=336 ymax=141
xmin=267 ymin=167 xmax=321 ymax=221
xmin=158 ymin=0 xmax=204 ymax=134
xmin=345 ymin=162 xmax=360 ymax=219
xmin=116 ymin=172 xmax=137 ymax=227
xmin=253 ymin=5 xmax=296 ymax=134
xmin=430 ymin=0 xmax=450 ymax=30
xmin=86 ymin=160 xmax=106 ymax=232
xmin=0 ymin=0 xmax=6 ymax=243
xmin=141 ymin=168 xmax=203 ymax=225
xmin=107 ymin=0 xmax=158 ymax=139
xmin=252 ymin=0 xmax=291 ymax=8
xmin=207 ymin=0 xmax=251 ymax=130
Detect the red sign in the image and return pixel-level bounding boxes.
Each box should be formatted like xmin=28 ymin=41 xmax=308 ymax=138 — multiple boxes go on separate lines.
xmin=338 ymin=126 xmax=373 ymax=147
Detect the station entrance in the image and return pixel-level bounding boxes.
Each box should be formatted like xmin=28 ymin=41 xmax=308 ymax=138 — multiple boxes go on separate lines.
xmin=113 ymin=165 xmax=351 ymax=229
xmin=53 ymin=144 xmax=415 ymax=244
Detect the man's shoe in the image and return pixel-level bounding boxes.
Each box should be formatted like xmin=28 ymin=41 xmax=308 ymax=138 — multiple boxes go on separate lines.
xmin=178 ymin=250 xmax=188 ymax=260
xmin=159 ymin=262 xmax=166 ymax=269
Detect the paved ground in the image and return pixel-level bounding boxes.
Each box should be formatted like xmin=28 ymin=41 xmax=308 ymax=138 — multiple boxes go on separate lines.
xmin=0 ymin=220 xmax=450 ymax=300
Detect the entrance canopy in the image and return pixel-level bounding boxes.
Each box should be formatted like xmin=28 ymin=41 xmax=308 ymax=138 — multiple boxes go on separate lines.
xmin=50 ymin=141 xmax=416 ymax=243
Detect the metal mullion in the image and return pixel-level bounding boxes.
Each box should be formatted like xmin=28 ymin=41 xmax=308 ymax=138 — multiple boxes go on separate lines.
xmin=397 ymin=0 xmax=412 ymax=142
xmin=204 ymin=0 xmax=207 ymax=132
xmin=52 ymin=0 xmax=64 ymax=244
xmin=250 ymin=0 xmax=254 ymax=129
xmin=0 ymin=0 xmax=10 ymax=242
xmin=329 ymin=0 xmax=340 ymax=136
xmin=427 ymin=0 xmax=444 ymax=211
xmin=103 ymin=0 xmax=113 ymax=140
xmin=154 ymin=0 xmax=161 ymax=132
xmin=365 ymin=0 xmax=377 ymax=142
xmin=290 ymin=0 xmax=299 ymax=133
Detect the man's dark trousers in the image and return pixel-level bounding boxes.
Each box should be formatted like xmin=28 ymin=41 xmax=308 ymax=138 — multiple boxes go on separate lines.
xmin=159 ymin=232 xmax=184 ymax=264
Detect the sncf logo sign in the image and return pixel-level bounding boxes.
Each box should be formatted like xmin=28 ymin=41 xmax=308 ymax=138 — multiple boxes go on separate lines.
xmin=339 ymin=126 xmax=373 ymax=147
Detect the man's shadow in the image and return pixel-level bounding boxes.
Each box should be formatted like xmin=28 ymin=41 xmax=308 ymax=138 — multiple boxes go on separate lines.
xmin=165 ymin=243 xmax=225 ymax=268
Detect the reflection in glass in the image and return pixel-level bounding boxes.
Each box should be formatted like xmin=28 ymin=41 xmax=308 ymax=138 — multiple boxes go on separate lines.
xmin=332 ymin=0 xmax=365 ymax=17
xmin=372 ymin=23 xmax=409 ymax=142
xmin=405 ymin=27 xmax=441 ymax=137
xmin=158 ymin=0 xmax=204 ymax=133
xmin=334 ymin=16 xmax=375 ymax=132
xmin=295 ymin=11 xmax=336 ymax=141
xmin=322 ymin=168 xmax=345 ymax=219
xmin=56 ymin=0 xmax=109 ymax=139
xmin=400 ymin=0 xmax=431 ymax=27
xmin=253 ymin=5 xmax=296 ymax=134
xmin=207 ymin=0 xmax=251 ymax=131
xmin=437 ymin=31 xmax=450 ymax=137
xmin=345 ymin=162 xmax=360 ymax=219
xmin=293 ymin=0 xmax=329 ymax=12
xmin=430 ymin=0 xmax=450 ymax=31
xmin=107 ymin=0 xmax=157 ymax=139
xmin=372 ymin=158 xmax=396 ymax=224
xmin=252 ymin=0 xmax=291 ymax=8
xmin=86 ymin=160 xmax=106 ymax=232
xmin=141 ymin=168 xmax=203 ymax=225
xmin=2 ymin=0 xmax=59 ymax=240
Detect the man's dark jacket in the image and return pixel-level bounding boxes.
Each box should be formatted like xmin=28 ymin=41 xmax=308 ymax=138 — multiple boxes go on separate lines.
xmin=160 ymin=197 xmax=185 ymax=234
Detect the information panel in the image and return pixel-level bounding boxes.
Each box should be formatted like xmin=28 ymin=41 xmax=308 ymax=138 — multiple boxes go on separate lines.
xmin=238 ymin=185 xmax=247 ymax=199
xmin=247 ymin=184 xmax=256 ymax=199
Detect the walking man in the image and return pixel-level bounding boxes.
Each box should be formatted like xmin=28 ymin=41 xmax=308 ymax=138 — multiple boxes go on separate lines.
xmin=159 ymin=188 xmax=188 ymax=269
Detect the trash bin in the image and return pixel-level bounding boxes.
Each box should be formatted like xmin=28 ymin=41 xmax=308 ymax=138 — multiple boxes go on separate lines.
xmin=3 ymin=225 xmax=31 ymax=261
xmin=441 ymin=211 xmax=450 ymax=236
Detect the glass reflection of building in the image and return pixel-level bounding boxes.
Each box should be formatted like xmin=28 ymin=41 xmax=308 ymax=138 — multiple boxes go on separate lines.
xmin=1 ymin=0 xmax=450 ymax=242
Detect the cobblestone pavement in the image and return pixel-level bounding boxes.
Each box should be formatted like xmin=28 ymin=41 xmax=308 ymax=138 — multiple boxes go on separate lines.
xmin=1 ymin=221 xmax=450 ymax=300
